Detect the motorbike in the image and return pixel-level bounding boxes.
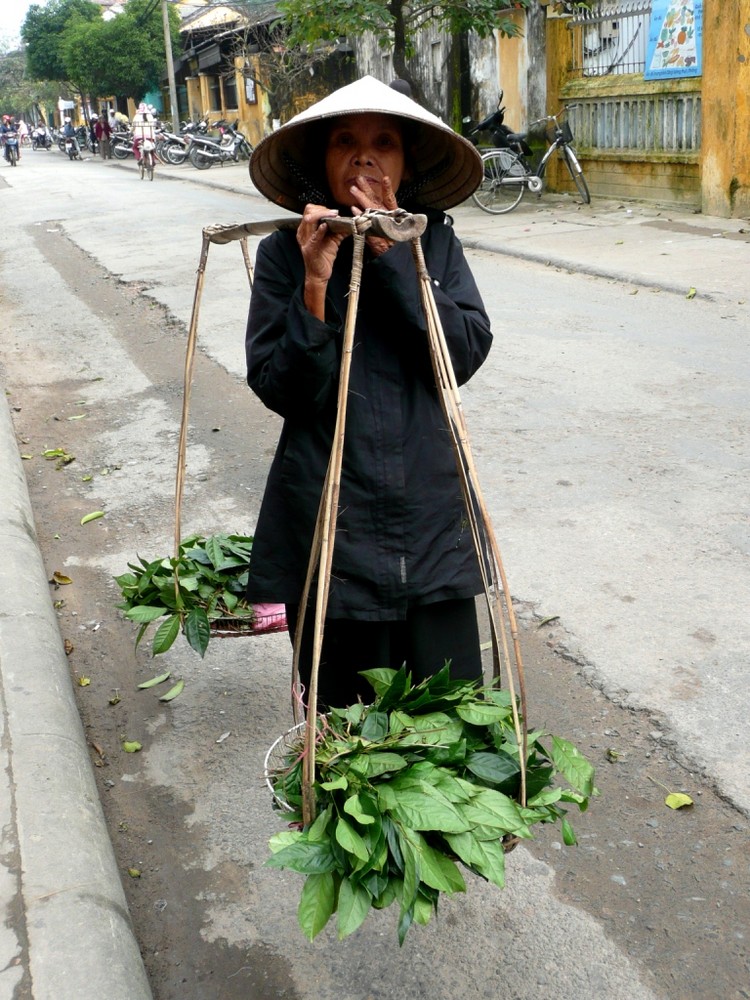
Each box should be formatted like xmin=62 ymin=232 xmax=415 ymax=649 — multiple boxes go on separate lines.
xmin=111 ymin=129 xmax=134 ymax=159
xmin=186 ymin=120 xmax=253 ymax=170
xmin=157 ymin=128 xmax=189 ymax=165
xmin=3 ymin=130 xmax=19 ymax=166
xmin=463 ymin=90 xmax=533 ymax=157
xmin=31 ymin=126 xmax=52 ymax=150
xmin=63 ymin=133 xmax=81 ymax=160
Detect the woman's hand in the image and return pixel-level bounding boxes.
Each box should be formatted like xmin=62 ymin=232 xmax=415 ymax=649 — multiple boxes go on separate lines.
xmin=298 ymin=203 xmax=346 ymax=319
xmin=350 ymin=175 xmax=398 ymax=257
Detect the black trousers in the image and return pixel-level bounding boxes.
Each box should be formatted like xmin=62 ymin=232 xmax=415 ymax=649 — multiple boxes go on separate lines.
xmin=285 ymin=598 xmax=482 ymax=711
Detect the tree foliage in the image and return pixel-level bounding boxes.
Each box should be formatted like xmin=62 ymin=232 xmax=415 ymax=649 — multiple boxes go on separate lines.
xmin=276 ymin=0 xmax=533 ymax=103
xmin=0 ymin=48 xmax=58 ymax=119
xmin=22 ymin=0 xmax=179 ymax=102
xmin=61 ymin=0 xmax=180 ymax=101
xmin=22 ymin=0 xmax=100 ymax=82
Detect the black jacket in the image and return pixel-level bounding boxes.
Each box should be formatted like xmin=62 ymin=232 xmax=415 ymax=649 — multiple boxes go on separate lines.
xmin=245 ymin=211 xmax=492 ymax=620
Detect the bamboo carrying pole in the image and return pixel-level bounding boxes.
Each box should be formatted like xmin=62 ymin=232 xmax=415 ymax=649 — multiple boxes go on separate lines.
xmin=290 ymin=209 xmax=528 ymax=826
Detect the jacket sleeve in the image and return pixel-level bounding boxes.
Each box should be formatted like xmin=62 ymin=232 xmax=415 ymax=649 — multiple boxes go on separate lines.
xmin=368 ymin=222 xmax=492 ymax=386
xmin=245 ymin=232 xmax=343 ymax=420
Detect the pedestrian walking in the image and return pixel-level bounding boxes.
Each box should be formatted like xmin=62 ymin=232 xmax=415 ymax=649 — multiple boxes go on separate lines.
xmin=94 ymin=114 xmax=112 ymax=159
xmin=245 ymin=76 xmax=488 ymax=710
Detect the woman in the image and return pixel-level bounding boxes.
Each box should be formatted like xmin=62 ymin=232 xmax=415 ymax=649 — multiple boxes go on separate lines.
xmin=245 ymin=76 xmax=491 ymax=709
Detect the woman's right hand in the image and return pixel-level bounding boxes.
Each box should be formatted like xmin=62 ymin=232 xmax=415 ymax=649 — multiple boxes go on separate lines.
xmin=298 ymin=204 xmax=346 ymax=319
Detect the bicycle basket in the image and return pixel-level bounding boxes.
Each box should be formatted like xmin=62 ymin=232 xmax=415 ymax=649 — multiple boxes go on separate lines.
xmin=547 ymin=120 xmax=573 ymax=145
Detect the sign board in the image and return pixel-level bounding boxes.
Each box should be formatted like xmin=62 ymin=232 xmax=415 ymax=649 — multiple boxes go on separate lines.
xmin=644 ymin=0 xmax=702 ymax=79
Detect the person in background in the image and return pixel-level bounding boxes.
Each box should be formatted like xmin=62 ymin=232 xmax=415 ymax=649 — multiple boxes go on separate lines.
xmin=16 ymin=118 xmax=29 ymax=151
xmin=94 ymin=113 xmax=112 ymax=159
xmin=244 ymin=76 xmax=489 ymax=711
xmin=61 ymin=116 xmax=80 ymax=156
xmin=89 ymin=113 xmax=99 ymax=154
xmin=131 ymin=101 xmax=156 ymax=162
xmin=389 ymin=78 xmax=414 ymax=99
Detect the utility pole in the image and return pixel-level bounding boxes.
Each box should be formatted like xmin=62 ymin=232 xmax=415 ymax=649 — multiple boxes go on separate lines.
xmin=162 ymin=0 xmax=180 ymax=134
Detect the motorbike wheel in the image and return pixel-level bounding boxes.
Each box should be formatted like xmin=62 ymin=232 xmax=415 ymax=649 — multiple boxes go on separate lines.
xmin=8 ymin=146 xmax=17 ymax=167
xmin=165 ymin=143 xmax=188 ymax=165
xmin=188 ymin=146 xmax=213 ymax=170
xmin=112 ymin=142 xmax=131 ymax=160
xmin=68 ymin=146 xmax=76 ymax=161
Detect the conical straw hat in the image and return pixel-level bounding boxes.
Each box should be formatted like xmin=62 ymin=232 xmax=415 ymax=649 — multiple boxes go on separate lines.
xmin=250 ymin=75 xmax=482 ymax=213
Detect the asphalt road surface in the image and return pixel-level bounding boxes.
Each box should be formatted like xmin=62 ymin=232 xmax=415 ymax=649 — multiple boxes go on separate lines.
xmin=1 ymin=152 xmax=748 ymax=1000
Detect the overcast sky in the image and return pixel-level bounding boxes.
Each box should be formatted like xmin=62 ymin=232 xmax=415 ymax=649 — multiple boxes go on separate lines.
xmin=0 ymin=0 xmax=35 ymax=46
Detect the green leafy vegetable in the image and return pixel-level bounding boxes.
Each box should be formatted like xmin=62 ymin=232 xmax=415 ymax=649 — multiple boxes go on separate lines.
xmin=114 ymin=533 xmax=255 ymax=658
xmin=266 ymin=666 xmax=598 ymax=944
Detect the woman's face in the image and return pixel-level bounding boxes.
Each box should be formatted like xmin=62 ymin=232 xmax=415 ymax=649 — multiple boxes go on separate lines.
xmin=324 ymin=113 xmax=407 ymax=209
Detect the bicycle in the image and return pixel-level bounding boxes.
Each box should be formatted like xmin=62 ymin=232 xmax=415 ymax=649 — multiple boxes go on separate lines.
xmin=138 ymin=138 xmax=156 ymax=181
xmin=471 ymin=105 xmax=590 ymax=215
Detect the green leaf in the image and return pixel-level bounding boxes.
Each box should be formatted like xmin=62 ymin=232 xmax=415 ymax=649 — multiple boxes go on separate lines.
xmin=334 ymin=817 xmax=370 ymax=863
xmin=390 ymin=784 xmax=470 ymax=834
xmin=360 ymin=710 xmax=389 ymax=742
xmin=561 ymin=817 xmax=578 ymax=845
xmin=462 ymin=787 xmax=531 ymax=837
xmin=466 ymin=750 xmax=521 ymax=788
xmin=137 ymin=671 xmax=171 ymax=689
xmin=80 ymin=510 xmax=105 ymax=525
xmin=412 ymin=833 xmax=466 ymax=894
xmin=125 ymin=605 xmax=166 ymax=623
xmin=444 ymin=831 xmax=506 ymax=889
xmin=152 ymin=614 xmax=181 ymax=655
xmin=159 ymin=679 xmax=185 ymax=702
xmin=205 ymin=534 xmax=224 ymax=570
xmin=298 ymin=872 xmax=336 ymax=941
xmin=665 ymin=792 xmax=694 ymax=810
xmin=184 ymin=607 xmax=210 ymax=658
xmin=358 ymin=667 xmax=398 ymax=698
xmin=337 ymin=878 xmax=371 ymax=939
xmin=307 ymin=806 xmax=332 ymax=842
xmin=455 ymin=701 xmax=510 ymax=725
xmin=550 ymin=736 xmax=596 ymax=797
xmin=359 ymin=752 xmax=408 ymax=778
xmin=343 ymin=793 xmax=376 ymax=825
xmin=266 ymin=840 xmax=337 ymax=874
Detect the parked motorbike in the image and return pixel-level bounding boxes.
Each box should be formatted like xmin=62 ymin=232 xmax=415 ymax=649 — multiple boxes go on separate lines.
xmin=157 ymin=128 xmax=189 ymax=165
xmin=463 ymin=90 xmax=533 ymax=157
xmin=186 ymin=121 xmax=253 ymax=170
xmin=3 ymin=130 xmax=19 ymax=166
xmin=111 ymin=129 xmax=134 ymax=159
xmin=31 ymin=126 xmax=52 ymax=150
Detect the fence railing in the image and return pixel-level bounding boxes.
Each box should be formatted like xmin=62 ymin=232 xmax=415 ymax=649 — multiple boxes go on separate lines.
xmin=567 ymin=2 xmax=652 ymax=76
xmin=566 ymin=91 xmax=701 ymax=153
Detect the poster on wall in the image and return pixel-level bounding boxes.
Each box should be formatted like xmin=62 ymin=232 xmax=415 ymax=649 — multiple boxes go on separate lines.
xmin=644 ymin=0 xmax=703 ymax=79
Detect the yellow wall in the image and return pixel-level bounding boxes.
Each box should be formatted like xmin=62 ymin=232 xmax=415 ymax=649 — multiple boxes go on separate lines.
xmin=546 ymin=2 xmax=750 ymax=217
xmin=701 ymin=0 xmax=750 ymax=216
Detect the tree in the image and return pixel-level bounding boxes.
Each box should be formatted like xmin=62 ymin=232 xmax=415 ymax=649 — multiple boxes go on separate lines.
xmin=61 ymin=0 xmax=180 ymax=102
xmin=0 ymin=48 xmax=58 ymax=120
xmin=274 ymin=0 xmax=533 ymax=107
xmin=22 ymin=0 xmax=100 ymax=82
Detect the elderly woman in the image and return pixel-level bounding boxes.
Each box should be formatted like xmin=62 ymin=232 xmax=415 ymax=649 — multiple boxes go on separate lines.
xmin=245 ymin=76 xmax=491 ymax=709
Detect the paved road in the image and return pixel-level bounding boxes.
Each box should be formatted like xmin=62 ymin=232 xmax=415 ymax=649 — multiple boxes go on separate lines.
xmin=1 ymin=150 xmax=749 ymax=1000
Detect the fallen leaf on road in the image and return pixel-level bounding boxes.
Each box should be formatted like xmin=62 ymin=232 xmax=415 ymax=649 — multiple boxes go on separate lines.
xmin=686 ymin=287 xmax=697 ymax=299
xmin=52 ymin=571 xmax=73 ymax=585
xmin=122 ymin=740 xmax=142 ymax=753
xmin=80 ymin=510 xmax=105 ymax=525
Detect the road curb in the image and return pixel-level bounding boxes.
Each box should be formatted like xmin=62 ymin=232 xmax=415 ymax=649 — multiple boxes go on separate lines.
xmin=0 ymin=395 xmax=153 ymax=1000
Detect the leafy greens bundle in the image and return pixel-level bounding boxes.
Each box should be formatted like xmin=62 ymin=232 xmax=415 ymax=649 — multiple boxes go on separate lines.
xmin=115 ymin=533 xmax=254 ymax=657
xmin=266 ymin=664 xmax=597 ymax=943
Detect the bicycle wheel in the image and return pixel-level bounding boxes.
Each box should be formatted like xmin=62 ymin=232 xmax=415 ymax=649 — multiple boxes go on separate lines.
xmin=562 ymin=145 xmax=590 ymax=204
xmin=471 ymin=150 xmax=526 ymax=214
xmin=139 ymin=156 xmax=145 ymax=180
xmin=147 ymin=153 xmax=154 ymax=181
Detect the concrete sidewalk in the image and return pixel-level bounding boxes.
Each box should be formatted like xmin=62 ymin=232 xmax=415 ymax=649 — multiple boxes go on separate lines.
xmin=1 ymin=155 xmax=748 ymax=999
